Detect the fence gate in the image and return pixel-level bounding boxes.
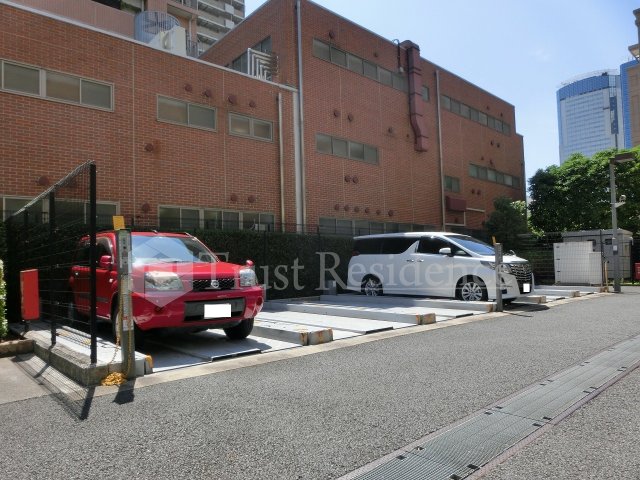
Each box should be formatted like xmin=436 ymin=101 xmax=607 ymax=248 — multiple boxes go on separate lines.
xmin=4 ymin=162 xmax=98 ymax=363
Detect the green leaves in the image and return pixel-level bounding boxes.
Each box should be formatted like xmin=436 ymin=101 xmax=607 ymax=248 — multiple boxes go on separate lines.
xmin=528 ymin=149 xmax=640 ymax=234
xmin=485 ymin=197 xmax=528 ymax=250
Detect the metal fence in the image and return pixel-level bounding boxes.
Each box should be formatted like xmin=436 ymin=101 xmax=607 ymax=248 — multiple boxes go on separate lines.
xmin=511 ymin=231 xmax=639 ymax=287
xmin=3 ymin=162 xmax=99 ymax=362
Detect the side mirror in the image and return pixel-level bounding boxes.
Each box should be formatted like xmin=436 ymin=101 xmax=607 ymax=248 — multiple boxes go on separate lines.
xmin=98 ymin=255 xmax=113 ymax=270
xmin=438 ymin=247 xmax=452 ymax=256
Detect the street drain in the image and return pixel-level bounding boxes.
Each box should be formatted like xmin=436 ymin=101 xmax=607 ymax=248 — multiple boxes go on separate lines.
xmin=341 ymin=334 xmax=640 ymax=480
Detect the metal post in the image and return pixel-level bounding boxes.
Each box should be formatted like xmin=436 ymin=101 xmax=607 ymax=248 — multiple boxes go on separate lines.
xmin=48 ymin=191 xmax=56 ymax=345
xmin=495 ymin=243 xmax=503 ymax=312
xmin=89 ymin=163 xmax=97 ymax=364
xmin=116 ymin=229 xmax=135 ymax=378
xmin=609 ymin=161 xmax=621 ymax=293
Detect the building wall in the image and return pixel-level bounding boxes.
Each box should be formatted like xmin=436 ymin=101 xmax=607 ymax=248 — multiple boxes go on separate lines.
xmin=557 ymin=72 xmax=623 ymax=163
xmin=204 ymin=0 xmax=525 ymax=231
xmin=0 ymin=3 xmax=296 ymax=227
xmin=622 ymin=60 xmax=640 ymax=147
xmin=1 ymin=0 xmax=525 ymax=233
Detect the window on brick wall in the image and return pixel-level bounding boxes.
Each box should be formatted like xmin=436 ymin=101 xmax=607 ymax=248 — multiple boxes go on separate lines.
xmin=444 ymin=176 xmax=460 ymax=193
xmin=312 ymin=39 xmax=408 ymax=94
xmin=422 ymin=85 xmax=430 ymax=102
xmin=439 ymin=93 xmax=511 ymax=135
xmin=316 ymin=133 xmax=379 ymax=164
xmin=159 ymin=206 xmax=274 ymax=231
xmin=468 ymin=164 xmax=520 ymax=189
xmin=157 ymin=96 xmax=216 ymax=130
xmin=318 ymin=218 xmax=430 ymax=236
xmin=229 ymin=113 xmax=273 ymax=141
xmin=1 ymin=59 xmax=113 ymax=110
xmin=2 ymin=197 xmax=116 ymax=225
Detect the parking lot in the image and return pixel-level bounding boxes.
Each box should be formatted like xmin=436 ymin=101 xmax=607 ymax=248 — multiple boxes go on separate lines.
xmin=14 ymin=286 xmax=605 ymax=385
xmin=119 ymin=287 xmax=604 ymax=374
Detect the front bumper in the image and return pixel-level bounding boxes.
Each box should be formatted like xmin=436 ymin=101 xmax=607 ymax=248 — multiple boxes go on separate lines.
xmin=131 ymin=285 xmax=264 ymax=331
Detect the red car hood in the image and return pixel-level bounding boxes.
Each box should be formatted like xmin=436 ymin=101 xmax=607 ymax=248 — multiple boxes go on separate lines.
xmin=132 ymin=261 xmax=242 ymax=279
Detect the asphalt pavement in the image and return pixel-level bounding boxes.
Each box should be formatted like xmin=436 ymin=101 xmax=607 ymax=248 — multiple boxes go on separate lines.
xmin=1 ymin=288 xmax=639 ymax=480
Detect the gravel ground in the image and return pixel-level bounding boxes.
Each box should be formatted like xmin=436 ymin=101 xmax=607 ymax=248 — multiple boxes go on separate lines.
xmin=1 ymin=290 xmax=639 ymax=480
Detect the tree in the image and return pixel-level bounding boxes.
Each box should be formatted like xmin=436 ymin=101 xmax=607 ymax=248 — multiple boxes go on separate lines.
xmin=485 ymin=196 xmax=528 ymax=250
xmin=528 ymin=149 xmax=640 ymax=234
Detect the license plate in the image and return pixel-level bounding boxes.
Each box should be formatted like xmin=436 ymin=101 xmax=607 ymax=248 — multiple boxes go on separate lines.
xmin=204 ymin=303 xmax=231 ymax=319
xmin=523 ymin=283 xmax=531 ymax=293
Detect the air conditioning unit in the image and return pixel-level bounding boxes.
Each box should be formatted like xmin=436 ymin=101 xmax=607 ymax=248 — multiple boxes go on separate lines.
xmin=149 ymin=26 xmax=187 ymax=56
xmin=553 ymin=242 xmax=602 ymax=285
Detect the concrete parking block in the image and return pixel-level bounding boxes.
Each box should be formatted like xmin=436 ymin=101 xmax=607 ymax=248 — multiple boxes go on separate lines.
xmin=253 ymin=318 xmax=333 ymax=345
xmin=534 ymin=289 xmax=580 ymax=298
xmin=318 ymin=294 xmax=494 ymax=312
xmin=514 ymin=295 xmax=548 ymax=304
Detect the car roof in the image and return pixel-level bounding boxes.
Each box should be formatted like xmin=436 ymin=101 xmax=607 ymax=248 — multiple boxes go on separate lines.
xmin=353 ymin=232 xmax=464 ymax=240
xmin=96 ymin=231 xmax=194 ymax=238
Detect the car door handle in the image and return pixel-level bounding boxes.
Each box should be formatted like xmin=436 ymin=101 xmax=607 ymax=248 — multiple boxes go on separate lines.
xmin=406 ymin=259 xmax=415 ymax=262
xmin=416 ymin=259 xmax=424 ymax=262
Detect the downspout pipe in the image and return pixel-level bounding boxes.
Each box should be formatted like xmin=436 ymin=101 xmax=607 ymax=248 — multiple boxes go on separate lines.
xmin=435 ymin=69 xmax=446 ymax=231
xmin=402 ymin=40 xmax=428 ymax=152
xmin=278 ymin=92 xmax=285 ymax=232
xmin=295 ymin=0 xmax=307 ymax=231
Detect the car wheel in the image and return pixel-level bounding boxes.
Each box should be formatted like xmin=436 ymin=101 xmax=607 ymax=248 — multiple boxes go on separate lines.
xmin=362 ymin=276 xmax=383 ymax=296
xmin=224 ymin=318 xmax=254 ymax=340
xmin=456 ymin=276 xmax=488 ymax=302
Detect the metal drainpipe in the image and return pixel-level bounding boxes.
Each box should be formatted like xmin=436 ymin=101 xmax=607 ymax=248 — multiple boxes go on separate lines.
xmin=278 ymin=92 xmax=285 ymax=232
xmin=295 ymin=0 xmax=307 ymax=231
xmin=435 ymin=69 xmax=446 ymax=231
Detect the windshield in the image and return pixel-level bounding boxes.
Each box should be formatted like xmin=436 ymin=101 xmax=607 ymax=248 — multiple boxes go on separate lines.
xmin=131 ymin=235 xmax=217 ymax=265
xmin=447 ymin=235 xmax=495 ymax=255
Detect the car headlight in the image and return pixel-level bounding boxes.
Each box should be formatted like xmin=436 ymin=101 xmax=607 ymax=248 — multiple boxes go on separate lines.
xmin=480 ymin=261 xmax=512 ymax=274
xmin=239 ymin=268 xmax=257 ymax=287
xmin=144 ymin=271 xmax=183 ymax=291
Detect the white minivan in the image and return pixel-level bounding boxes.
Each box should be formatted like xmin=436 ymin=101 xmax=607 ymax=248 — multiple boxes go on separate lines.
xmin=346 ymin=232 xmax=532 ymax=301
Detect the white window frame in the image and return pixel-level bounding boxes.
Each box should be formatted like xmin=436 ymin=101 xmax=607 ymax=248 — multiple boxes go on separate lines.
xmin=1 ymin=59 xmax=114 ymax=111
xmin=156 ymin=95 xmax=217 ymax=131
xmin=228 ymin=113 xmax=273 ymax=142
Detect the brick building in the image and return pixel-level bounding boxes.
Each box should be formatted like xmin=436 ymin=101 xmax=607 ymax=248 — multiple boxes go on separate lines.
xmin=0 ymin=0 xmax=525 ymax=235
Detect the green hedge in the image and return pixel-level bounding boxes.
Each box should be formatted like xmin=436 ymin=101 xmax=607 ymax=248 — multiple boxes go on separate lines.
xmin=0 ymin=260 xmax=7 ymax=339
xmin=193 ymin=229 xmax=354 ymax=299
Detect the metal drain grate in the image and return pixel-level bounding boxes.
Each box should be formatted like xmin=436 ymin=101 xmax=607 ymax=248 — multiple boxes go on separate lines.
xmin=356 ymin=454 xmax=475 ymax=480
xmin=346 ymin=334 xmax=640 ymax=480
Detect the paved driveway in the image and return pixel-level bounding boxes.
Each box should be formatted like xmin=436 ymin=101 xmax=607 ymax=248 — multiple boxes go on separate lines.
xmin=2 ymin=289 xmax=639 ymax=479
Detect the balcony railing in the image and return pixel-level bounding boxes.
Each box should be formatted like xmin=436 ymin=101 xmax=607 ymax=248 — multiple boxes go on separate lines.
xmin=186 ymin=38 xmax=201 ymax=57
xmin=171 ymin=0 xmax=198 ymax=9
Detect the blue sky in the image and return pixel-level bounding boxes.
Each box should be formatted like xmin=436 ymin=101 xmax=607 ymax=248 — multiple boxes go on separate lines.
xmin=245 ymin=0 xmax=639 ymax=187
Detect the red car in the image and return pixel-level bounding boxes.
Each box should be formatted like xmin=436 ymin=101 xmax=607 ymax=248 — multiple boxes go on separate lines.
xmin=69 ymin=231 xmax=264 ymax=341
